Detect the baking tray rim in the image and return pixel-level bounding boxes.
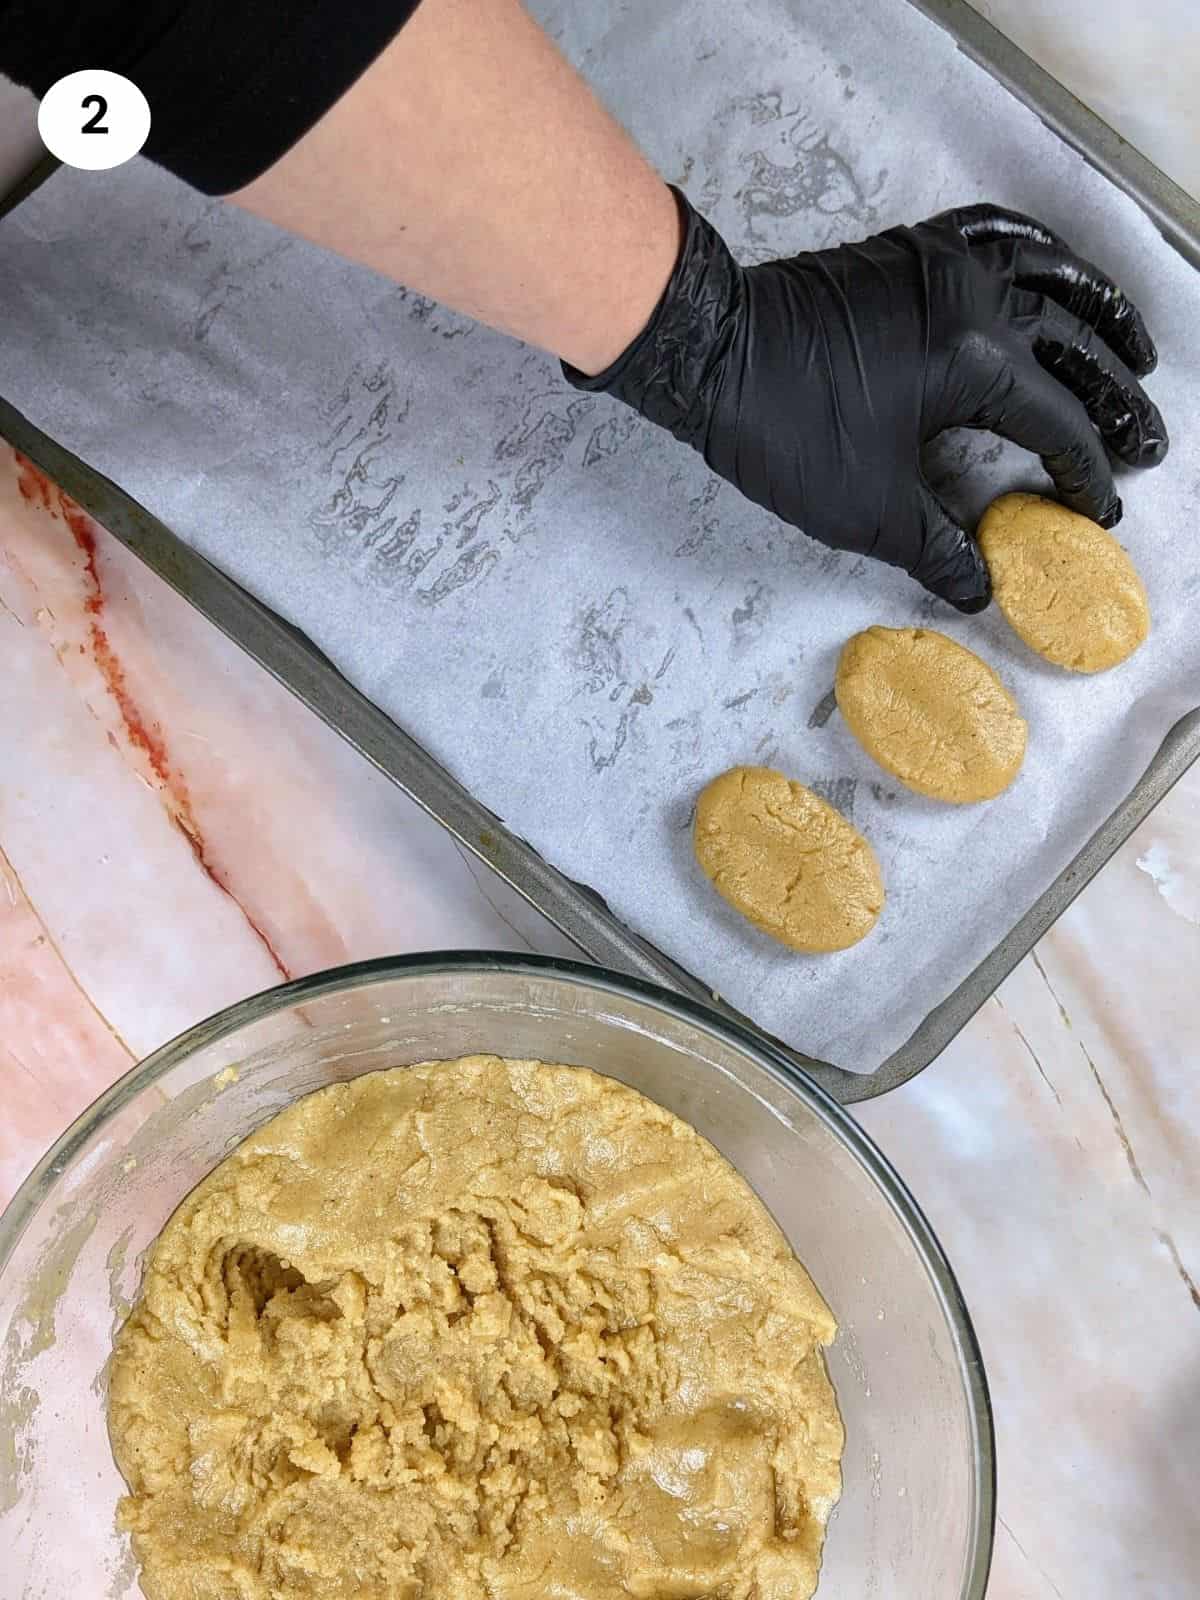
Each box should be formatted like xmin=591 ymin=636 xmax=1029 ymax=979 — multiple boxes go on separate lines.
xmin=2 ymin=0 xmax=1198 ymax=1105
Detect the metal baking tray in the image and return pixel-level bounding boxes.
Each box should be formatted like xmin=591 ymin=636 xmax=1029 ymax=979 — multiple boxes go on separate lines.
xmin=4 ymin=0 xmax=1199 ymax=1104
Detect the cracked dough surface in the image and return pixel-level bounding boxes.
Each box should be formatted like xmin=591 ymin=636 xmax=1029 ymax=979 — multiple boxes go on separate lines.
xmin=109 ymin=1055 xmax=843 ymax=1600
xmin=836 ymin=626 xmax=1027 ymax=803
xmin=694 ymin=765 xmax=883 ymax=951
xmin=978 ymin=492 xmax=1150 ymax=672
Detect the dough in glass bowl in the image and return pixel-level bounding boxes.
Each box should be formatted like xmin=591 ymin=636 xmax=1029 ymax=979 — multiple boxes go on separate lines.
xmin=109 ymin=1054 xmax=844 ymax=1600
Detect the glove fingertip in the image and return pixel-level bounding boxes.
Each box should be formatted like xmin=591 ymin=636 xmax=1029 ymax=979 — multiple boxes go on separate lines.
xmin=1133 ymin=418 xmax=1169 ymax=468
xmin=912 ymin=489 xmax=994 ymax=612
xmin=918 ymin=538 xmax=993 ymax=613
xmin=1098 ymin=495 xmax=1124 ymax=530
xmin=951 ymin=586 xmax=993 ymax=616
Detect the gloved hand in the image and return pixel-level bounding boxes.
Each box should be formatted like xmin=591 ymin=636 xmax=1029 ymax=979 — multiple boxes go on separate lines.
xmin=565 ymin=192 xmax=1167 ymax=612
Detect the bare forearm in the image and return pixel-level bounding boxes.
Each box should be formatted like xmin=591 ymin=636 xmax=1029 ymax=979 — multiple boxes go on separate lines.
xmin=231 ymin=0 xmax=680 ymax=374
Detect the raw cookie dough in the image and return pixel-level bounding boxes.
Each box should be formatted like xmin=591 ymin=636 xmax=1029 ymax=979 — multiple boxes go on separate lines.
xmin=835 ymin=626 xmax=1027 ymax=803
xmin=978 ymin=492 xmax=1150 ymax=672
xmin=109 ymin=1055 xmax=844 ymax=1600
xmin=694 ymin=765 xmax=883 ymax=951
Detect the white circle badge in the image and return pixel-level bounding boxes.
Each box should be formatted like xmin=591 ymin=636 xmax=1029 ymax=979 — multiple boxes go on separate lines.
xmin=38 ymin=70 xmax=151 ymax=171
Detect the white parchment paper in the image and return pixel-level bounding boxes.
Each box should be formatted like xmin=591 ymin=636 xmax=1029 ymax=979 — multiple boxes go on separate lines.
xmin=0 ymin=0 xmax=1196 ymax=1071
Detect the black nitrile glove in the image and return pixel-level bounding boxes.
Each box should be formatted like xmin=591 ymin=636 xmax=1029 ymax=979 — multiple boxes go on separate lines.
xmin=566 ymin=192 xmax=1168 ymax=612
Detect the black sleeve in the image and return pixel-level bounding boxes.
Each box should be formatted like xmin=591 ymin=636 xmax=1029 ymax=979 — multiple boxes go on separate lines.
xmin=1 ymin=0 xmax=422 ymax=195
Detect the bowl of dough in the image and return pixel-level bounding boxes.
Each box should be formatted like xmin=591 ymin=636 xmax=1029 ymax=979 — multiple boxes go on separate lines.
xmin=0 ymin=953 xmax=993 ymax=1599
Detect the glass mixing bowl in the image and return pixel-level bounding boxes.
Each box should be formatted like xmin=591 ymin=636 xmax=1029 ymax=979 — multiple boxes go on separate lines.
xmin=0 ymin=954 xmax=994 ymax=1598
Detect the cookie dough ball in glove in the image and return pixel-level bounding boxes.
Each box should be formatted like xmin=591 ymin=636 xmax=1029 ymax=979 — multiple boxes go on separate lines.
xmin=694 ymin=766 xmax=884 ymax=952
xmin=567 ymin=194 xmax=1167 ymax=612
xmin=979 ymin=492 xmax=1150 ymax=671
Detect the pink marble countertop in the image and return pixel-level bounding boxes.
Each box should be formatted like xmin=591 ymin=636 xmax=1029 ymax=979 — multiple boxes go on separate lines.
xmin=4 ymin=5 xmax=1200 ymax=1593
xmin=3 ymin=437 xmax=1197 ymax=1597
xmin=972 ymin=0 xmax=1200 ymax=201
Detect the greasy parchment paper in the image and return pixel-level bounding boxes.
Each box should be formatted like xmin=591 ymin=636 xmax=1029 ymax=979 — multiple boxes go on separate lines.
xmin=0 ymin=0 xmax=1196 ymax=1072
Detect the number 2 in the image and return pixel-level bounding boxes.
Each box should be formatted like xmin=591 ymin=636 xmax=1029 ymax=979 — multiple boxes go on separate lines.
xmin=81 ymin=94 xmax=109 ymax=134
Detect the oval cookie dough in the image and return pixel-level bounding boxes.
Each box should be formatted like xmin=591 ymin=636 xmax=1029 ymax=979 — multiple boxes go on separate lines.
xmin=978 ymin=492 xmax=1150 ymax=672
xmin=108 ymin=1056 xmax=844 ymax=1600
xmin=836 ymin=625 xmax=1027 ymax=803
xmin=694 ymin=764 xmax=884 ymax=951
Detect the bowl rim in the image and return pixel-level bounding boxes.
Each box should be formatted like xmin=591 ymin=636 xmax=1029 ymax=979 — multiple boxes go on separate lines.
xmin=0 ymin=949 xmax=995 ymax=1597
